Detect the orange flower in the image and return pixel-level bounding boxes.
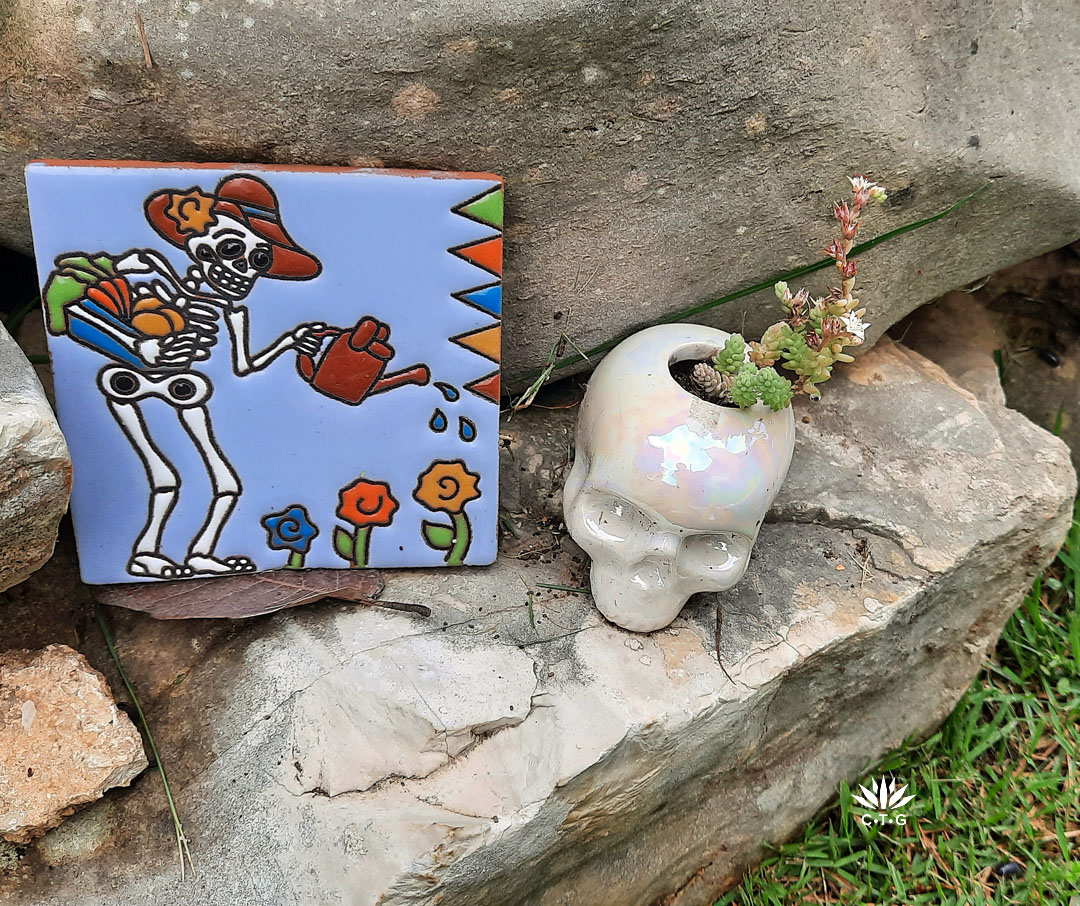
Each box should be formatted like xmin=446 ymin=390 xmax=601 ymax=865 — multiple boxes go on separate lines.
xmin=165 ymin=189 xmax=216 ymax=236
xmin=413 ymin=459 xmax=481 ymax=515
xmin=337 ymin=478 xmax=399 ymax=527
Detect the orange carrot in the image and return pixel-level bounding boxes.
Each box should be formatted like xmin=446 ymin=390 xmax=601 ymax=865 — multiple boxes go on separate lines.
xmin=112 ymin=278 xmax=133 ymax=319
xmin=86 ymin=285 xmax=122 ymax=318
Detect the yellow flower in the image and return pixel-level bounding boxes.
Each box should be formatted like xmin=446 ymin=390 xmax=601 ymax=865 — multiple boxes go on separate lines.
xmin=413 ymin=459 xmax=481 ymax=515
xmin=165 ymin=189 xmax=216 ymax=236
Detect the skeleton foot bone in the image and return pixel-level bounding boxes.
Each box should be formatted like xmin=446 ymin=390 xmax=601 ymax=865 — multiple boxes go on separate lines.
xmin=128 ymin=553 xmax=195 ymax=579
xmin=186 ymin=554 xmax=257 ymax=575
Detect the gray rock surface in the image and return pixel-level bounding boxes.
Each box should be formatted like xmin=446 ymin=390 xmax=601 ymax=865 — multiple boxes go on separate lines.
xmin=0 ymin=644 xmax=147 ymax=844
xmin=901 ymin=244 xmax=1080 ymax=468
xmin=4 ymin=1 xmax=1080 ymax=388
xmin=0 ymin=339 xmax=1072 ymax=904
xmin=899 ymin=290 xmax=1007 ymax=406
xmin=0 ymin=323 xmax=70 ymax=592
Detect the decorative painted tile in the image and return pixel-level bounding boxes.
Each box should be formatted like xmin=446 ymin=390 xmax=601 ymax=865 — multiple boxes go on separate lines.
xmin=26 ymin=161 xmax=503 ymax=585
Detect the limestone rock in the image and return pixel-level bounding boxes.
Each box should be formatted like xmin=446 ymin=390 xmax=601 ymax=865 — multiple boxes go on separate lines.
xmin=898 ymin=291 xmax=1007 ymax=406
xmin=0 ymin=323 xmax=70 ymax=592
xmin=286 ymin=635 xmax=538 ymax=797
xmin=0 ymin=341 xmax=1073 ymax=904
xmin=3 ymin=2 xmax=1080 ymax=388
xmin=901 ymin=245 xmax=1080 ymax=468
xmin=0 ymin=645 xmax=147 ymax=844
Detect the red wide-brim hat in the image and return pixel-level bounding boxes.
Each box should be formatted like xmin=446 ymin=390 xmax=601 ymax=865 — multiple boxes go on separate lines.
xmin=144 ymin=174 xmax=321 ymax=280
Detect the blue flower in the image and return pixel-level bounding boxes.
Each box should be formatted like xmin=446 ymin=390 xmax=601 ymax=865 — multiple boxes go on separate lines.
xmin=261 ymin=505 xmax=319 ymax=554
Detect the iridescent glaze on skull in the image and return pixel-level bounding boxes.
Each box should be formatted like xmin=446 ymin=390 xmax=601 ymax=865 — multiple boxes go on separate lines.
xmin=563 ymin=324 xmax=796 ymax=632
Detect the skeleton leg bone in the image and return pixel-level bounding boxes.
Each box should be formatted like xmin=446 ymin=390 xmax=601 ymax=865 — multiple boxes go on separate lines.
xmin=106 ymin=398 xmax=194 ymax=579
xmin=178 ymin=404 xmax=255 ymax=574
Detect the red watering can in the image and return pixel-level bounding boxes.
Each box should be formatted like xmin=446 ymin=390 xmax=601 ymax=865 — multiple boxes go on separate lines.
xmin=296 ymin=316 xmax=430 ymax=405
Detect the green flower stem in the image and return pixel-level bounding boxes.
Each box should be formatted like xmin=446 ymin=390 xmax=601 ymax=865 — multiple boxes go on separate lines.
xmin=353 ymin=525 xmax=371 ymax=568
xmin=286 ymin=550 xmax=305 ymax=570
xmin=446 ymin=513 xmax=471 ymax=566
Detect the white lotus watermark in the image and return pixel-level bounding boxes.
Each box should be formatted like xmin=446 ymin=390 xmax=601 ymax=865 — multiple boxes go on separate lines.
xmin=851 ymin=776 xmax=916 ymax=826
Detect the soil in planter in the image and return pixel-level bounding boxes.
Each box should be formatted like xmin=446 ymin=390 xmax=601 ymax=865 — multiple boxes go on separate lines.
xmin=669 ymin=359 xmax=738 ymax=407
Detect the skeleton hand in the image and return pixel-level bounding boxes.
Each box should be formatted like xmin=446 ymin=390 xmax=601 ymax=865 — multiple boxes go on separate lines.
xmin=136 ymin=331 xmax=201 ymax=368
xmin=115 ymin=250 xmax=157 ymax=274
xmin=291 ymin=322 xmax=329 ymax=357
xmin=115 ymin=250 xmax=184 ymax=287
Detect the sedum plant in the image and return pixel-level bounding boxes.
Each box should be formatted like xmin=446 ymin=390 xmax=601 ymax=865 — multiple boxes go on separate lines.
xmin=691 ymin=175 xmax=887 ymax=411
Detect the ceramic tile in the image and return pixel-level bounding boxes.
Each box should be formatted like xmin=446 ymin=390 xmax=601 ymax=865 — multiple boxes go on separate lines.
xmin=26 ymin=161 xmax=503 ymax=584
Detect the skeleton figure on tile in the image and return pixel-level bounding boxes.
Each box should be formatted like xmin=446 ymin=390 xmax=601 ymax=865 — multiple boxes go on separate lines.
xmin=43 ymin=174 xmax=331 ymax=579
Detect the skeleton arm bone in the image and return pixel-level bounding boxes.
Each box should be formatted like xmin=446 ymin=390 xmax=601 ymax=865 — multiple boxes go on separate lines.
xmin=114 ymin=249 xmax=200 ymax=296
xmin=224 ymin=306 xmax=302 ymax=375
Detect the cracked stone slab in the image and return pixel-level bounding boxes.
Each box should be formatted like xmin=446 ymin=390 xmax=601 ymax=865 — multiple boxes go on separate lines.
xmin=4 ymin=2 xmax=1080 ymax=388
xmin=0 ymin=340 xmax=1073 ymax=905
xmin=0 ymin=324 xmax=70 ymax=593
xmin=286 ymin=635 xmax=538 ymax=797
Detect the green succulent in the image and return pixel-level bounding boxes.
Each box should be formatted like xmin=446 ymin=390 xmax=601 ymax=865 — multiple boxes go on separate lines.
xmin=777 ymin=331 xmax=836 ymax=386
xmin=729 ymin=363 xmax=761 ymax=408
xmin=694 ymin=177 xmax=884 ymax=409
xmin=712 ymin=333 xmax=747 ymax=375
xmin=756 ymin=367 xmax=794 ymax=411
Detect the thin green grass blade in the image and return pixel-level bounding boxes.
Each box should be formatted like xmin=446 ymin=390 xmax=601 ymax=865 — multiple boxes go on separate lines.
xmin=534 ymin=184 xmax=989 ymax=380
xmin=93 ymin=602 xmax=194 ymax=879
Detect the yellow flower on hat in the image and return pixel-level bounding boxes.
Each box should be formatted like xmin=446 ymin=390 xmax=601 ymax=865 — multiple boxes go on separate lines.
xmin=165 ymin=188 xmax=216 ymax=236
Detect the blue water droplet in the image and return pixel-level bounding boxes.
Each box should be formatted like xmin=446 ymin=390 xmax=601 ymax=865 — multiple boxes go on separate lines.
xmin=430 ymin=409 xmax=448 ymax=432
xmin=434 ymin=382 xmax=460 ymax=402
xmin=459 ymin=416 xmax=476 ymax=442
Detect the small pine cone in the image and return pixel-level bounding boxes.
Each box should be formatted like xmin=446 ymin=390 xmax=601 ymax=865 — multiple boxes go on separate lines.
xmin=691 ymin=362 xmax=723 ymax=398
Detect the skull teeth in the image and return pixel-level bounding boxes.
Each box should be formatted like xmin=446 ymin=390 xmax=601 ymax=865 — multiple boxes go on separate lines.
xmin=207 ymin=263 xmax=254 ymax=296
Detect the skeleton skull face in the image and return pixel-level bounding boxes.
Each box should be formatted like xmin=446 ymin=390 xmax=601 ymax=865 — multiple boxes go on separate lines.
xmin=563 ymin=324 xmax=796 ymax=632
xmin=185 ymin=215 xmax=273 ymax=300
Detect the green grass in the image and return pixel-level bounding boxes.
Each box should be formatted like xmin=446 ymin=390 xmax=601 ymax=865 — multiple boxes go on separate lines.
xmin=94 ymin=602 xmax=194 ymax=879
xmin=718 ymin=500 xmax=1080 ymax=905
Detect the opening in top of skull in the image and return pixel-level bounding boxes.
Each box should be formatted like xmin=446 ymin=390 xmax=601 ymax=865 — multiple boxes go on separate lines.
xmin=666 ymin=339 xmax=745 ymax=407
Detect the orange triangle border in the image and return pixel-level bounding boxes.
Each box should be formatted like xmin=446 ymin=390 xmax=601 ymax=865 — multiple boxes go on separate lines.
xmin=464 ymin=370 xmax=501 ymax=403
xmin=449 ymin=235 xmax=503 ymax=277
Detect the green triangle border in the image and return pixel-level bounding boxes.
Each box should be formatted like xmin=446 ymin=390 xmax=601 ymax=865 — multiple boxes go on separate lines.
xmin=452 ymin=184 xmax=504 ymax=230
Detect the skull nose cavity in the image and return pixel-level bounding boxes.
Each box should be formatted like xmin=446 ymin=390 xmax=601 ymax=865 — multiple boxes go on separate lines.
xmin=642 ymin=531 xmax=681 ymax=559
xmin=234 ymin=259 xmax=249 ymax=273
xmin=628 ymin=561 xmax=669 ymax=592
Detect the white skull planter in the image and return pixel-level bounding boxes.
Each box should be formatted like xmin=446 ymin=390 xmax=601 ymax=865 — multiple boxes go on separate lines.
xmin=563 ymin=324 xmax=796 ymax=632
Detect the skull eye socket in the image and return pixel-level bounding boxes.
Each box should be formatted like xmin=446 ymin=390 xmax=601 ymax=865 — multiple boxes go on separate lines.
xmin=678 ymin=533 xmax=751 ymax=576
xmin=249 ymin=247 xmax=272 ymax=271
xmin=582 ymin=496 xmax=650 ymax=544
xmin=217 ymin=238 xmax=247 ymax=259
xmin=195 ymin=245 xmax=216 ymax=262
